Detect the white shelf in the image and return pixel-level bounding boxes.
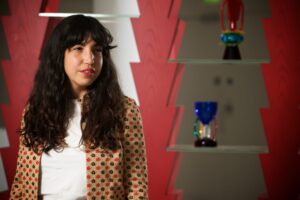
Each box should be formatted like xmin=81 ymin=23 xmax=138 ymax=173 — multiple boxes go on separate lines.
xmin=39 ymin=13 xmax=139 ymax=19
xmin=167 ymin=144 xmax=268 ymax=154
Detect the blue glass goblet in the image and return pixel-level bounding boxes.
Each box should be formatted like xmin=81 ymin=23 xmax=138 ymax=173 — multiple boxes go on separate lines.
xmin=194 ymin=101 xmax=218 ymax=147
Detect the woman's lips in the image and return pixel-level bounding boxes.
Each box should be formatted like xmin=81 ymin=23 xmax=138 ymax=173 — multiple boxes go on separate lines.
xmin=80 ymin=68 xmax=95 ymax=77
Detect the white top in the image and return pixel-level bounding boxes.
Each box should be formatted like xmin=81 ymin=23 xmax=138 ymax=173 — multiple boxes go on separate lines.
xmin=40 ymin=101 xmax=87 ymax=200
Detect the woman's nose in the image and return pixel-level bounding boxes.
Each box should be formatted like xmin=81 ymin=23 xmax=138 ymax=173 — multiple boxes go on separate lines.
xmin=83 ymin=50 xmax=94 ymax=64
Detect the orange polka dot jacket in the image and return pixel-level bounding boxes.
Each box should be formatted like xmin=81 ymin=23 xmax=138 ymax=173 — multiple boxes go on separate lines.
xmin=10 ymin=97 xmax=148 ymax=200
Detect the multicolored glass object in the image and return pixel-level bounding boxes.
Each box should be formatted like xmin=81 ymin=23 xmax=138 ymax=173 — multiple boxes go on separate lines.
xmin=220 ymin=0 xmax=244 ymax=59
xmin=194 ymin=101 xmax=218 ymax=147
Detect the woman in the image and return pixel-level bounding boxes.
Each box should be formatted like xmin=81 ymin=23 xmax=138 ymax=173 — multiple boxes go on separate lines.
xmin=10 ymin=15 xmax=148 ymax=200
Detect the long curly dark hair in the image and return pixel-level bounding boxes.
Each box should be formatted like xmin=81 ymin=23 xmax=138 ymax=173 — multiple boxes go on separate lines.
xmin=21 ymin=15 xmax=125 ymax=153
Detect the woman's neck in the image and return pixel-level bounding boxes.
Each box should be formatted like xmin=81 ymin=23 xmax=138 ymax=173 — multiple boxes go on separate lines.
xmin=74 ymin=89 xmax=87 ymax=102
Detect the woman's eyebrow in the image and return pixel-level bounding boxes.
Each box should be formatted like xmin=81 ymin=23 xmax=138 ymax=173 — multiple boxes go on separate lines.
xmin=80 ymin=41 xmax=87 ymax=45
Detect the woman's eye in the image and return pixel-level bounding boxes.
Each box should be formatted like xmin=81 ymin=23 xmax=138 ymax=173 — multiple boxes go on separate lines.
xmin=94 ymin=47 xmax=103 ymax=53
xmin=72 ymin=46 xmax=83 ymax=51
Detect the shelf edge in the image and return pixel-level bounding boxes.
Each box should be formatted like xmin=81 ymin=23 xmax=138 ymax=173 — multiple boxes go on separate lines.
xmin=166 ymin=145 xmax=269 ymax=154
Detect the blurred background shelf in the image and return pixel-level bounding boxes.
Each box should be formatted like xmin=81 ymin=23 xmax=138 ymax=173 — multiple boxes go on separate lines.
xmin=39 ymin=13 xmax=139 ymax=19
xmin=167 ymin=144 xmax=268 ymax=154
xmin=39 ymin=0 xmax=140 ymax=19
xmin=172 ymin=0 xmax=270 ymax=198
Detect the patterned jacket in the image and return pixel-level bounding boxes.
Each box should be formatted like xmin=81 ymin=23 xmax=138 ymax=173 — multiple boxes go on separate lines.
xmin=9 ymin=97 xmax=148 ymax=200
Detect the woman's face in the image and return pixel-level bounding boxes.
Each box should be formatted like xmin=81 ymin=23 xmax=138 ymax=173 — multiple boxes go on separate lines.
xmin=64 ymin=36 xmax=103 ymax=97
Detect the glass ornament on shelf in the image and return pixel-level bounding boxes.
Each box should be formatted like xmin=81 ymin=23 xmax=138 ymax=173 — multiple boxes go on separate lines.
xmin=220 ymin=0 xmax=245 ymax=59
xmin=193 ymin=101 xmax=218 ymax=147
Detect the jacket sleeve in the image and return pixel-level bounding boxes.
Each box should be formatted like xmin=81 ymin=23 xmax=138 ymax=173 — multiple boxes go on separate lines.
xmin=123 ymin=98 xmax=148 ymax=199
xmin=9 ymin=110 xmax=26 ymax=199
xmin=9 ymin=136 xmax=25 ymax=199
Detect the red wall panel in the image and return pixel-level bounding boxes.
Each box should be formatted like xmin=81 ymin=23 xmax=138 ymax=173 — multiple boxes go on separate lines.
xmin=259 ymin=0 xmax=300 ymax=199
xmin=0 ymin=0 xmax=57 ymax=199
xmin=132 ymin=0 xmax=185 ymax=199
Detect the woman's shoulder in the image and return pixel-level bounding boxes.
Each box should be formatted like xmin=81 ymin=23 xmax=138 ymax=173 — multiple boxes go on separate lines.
xmin=123 ymin=96 xmax=138 ymax=108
